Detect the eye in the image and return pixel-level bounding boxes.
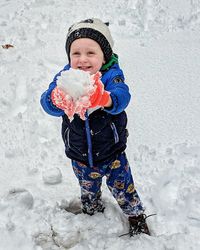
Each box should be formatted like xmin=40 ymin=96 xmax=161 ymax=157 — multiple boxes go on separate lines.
xmin=88 ymin=51 xmax=95 ymax=55
xmin=71 ymin=51 xmax=80 ymax=56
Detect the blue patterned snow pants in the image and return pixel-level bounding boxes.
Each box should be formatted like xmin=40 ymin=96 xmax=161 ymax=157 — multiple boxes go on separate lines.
xmin=72 ymin=152 xmax=144 ymax=216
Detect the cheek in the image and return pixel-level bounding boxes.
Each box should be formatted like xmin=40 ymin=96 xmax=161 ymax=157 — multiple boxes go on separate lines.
xmin=100 ymin=57 xmax=105 ymax=67
xmin=94 ymin=56 xmax=104 ymax=66
xmin=70 ymin=58 xmax=77 ymax=68
xmin=97 ymin=59 xmax=104 ymax=69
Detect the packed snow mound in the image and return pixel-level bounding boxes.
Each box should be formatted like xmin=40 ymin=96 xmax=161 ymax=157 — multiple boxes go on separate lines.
xmin=0 ymin=188 xmax=34 ymax=211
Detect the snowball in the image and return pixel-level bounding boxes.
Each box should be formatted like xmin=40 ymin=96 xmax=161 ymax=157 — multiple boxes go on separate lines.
xmin=56 ymin=68 xmax=98 ymax=120
xmin=57 ymin=68 xmax=94 ymax=100
xmin=42 ymin=167 xmax=62 ymax=185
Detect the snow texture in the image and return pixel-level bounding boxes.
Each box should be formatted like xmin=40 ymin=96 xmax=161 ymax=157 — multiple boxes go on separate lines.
xmin=42 ymin=168 xmax=62 ymax=185
xmin=57 ymin=69 xmax=93 ymax=100
xmin=0 ymin=0 xmax=200 ymax=249
xmin=56 ymin=68 xmax=96 ymax=120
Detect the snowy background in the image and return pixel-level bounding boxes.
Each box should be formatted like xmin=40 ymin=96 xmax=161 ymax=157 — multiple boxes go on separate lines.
xmin=0 ymin=0 xmax=200 ymax=249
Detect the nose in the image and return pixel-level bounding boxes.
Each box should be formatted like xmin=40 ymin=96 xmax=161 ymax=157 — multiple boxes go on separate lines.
xmin=79 ymin=54 xmax=87 ymax=63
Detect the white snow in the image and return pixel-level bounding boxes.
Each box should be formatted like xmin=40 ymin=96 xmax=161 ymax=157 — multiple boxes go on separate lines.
xmin=42 ymin=167 xmax=62 ymax=185
xmin=0 ymin=0 xmax=200 ymax=249
xmin=57 ymin=69 xmax=93 ymax=99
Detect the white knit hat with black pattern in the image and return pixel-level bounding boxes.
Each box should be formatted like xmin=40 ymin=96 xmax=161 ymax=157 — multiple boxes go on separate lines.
xmin=65 ymin=18 xmax=114 ymax=63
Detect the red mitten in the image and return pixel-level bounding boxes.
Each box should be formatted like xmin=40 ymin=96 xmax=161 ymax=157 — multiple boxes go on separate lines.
xmin=89 ymin=72 xmax=110 ymax=108
xmin=51 ymin=87 xmax=75 ymax=119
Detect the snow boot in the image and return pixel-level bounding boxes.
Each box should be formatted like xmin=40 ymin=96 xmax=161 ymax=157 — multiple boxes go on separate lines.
xmin=128 ymin=214 xmax=151 ymax=236
xmin=82 ymin=200 xmax=105 ymax=216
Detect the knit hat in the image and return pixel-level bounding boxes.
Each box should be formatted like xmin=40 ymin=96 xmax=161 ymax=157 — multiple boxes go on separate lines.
xmin=65 ymin=18 xmax=114 ymax=63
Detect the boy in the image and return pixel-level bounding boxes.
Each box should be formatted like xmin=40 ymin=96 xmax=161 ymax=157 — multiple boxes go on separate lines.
xmin=40 ymin=18 xmax=150 ymax=236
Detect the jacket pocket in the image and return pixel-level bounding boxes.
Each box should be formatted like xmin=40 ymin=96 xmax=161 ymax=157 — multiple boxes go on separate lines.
xmin=64 ymin=127 xmax=70 ymax=149
xmin=110 ymin=122 xmax=119 ymax=144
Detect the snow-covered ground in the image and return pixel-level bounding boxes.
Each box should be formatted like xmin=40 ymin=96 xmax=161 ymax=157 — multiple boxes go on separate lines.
xmin=0 ymin=0 xmax=200 ymax=249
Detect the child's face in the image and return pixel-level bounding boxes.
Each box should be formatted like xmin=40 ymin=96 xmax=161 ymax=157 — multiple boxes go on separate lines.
xmin=70 ymin=38 xmax=105 ymax=75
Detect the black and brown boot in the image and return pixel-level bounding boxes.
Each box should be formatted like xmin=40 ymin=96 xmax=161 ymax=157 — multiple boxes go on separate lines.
xmin=82 ymin=199 xmax=105 ymax=216
xmin=128 ymin=214 xmax=151 ymax=236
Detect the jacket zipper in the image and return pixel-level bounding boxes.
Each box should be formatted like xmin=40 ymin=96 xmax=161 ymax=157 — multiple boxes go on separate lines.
xmin=110 ymin=122 xmax=119 ymax=144
xmin=64 ymin=127 xmax=70 ymax=148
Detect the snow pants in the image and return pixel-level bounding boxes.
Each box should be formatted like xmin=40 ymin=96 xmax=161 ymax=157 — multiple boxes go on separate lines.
xmin=72 ymin=152 xmax=144 ymax=216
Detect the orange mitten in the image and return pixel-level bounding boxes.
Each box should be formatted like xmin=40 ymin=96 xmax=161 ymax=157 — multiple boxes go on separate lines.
xmin=51 ymin=87 xmax=75 ymax=119
xmin=89 ymin=72 xmax=110 ymax=108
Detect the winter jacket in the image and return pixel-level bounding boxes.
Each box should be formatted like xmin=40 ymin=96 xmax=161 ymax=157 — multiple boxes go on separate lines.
xmin=40 ymin=61 xmax=131 ymax=164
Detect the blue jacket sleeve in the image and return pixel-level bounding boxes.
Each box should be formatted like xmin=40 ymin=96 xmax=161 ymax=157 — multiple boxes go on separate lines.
xmin=102 ymin=64 xmax=131 ymax=115
xmin=40 ymin=65 xmax=70 ymax=117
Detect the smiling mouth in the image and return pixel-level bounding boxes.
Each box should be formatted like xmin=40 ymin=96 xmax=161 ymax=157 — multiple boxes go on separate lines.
xmin=78 ymin=66 xmax=92 ymax=71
